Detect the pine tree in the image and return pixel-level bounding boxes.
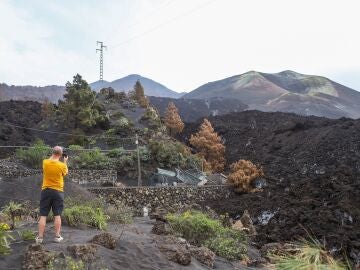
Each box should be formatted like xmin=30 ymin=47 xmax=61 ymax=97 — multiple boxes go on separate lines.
xmin=134 ymin=80 xmax=149 ymax=108
xmin=189 ymin=119 xmax=225 ymax=172
xmin=164 ymin=102 xmax=184 ymax=136
xmin=58 ymin=74 xmax=107 ymax=129
xmin=41 ymin=97 xmax=55 ymax=119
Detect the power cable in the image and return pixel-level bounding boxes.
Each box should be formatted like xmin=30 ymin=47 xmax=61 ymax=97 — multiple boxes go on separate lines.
xmin=0 ymin=145 xmax=136 ymax=152
xmin=104 ymin=0 xmax=175 ymax=41
xmin=1 ymin=121 xmax=137 ymax=141
xmin=109 ymin=0 xmax=217 ymax=48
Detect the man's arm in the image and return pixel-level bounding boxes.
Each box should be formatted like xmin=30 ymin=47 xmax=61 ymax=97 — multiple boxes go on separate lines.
xmin=62 ymin=156 xmax=69 ymax=176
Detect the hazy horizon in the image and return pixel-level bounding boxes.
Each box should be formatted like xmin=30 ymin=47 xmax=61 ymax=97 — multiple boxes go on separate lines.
xmin=1 ymin=0 xmax=360 ymax=92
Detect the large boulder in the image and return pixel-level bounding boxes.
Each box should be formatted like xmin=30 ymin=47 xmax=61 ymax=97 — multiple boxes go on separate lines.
xmin=89 ymin=232 xmax=117 ymax=250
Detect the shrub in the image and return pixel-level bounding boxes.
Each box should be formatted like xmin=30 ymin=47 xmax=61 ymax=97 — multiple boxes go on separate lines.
xmin=141 ymin=107 xmax=162 ymax=130
xmin=149 ymin=140 xmax=200 ymax=169
xmin=1 ymin=201 xmax=24 ymax=229
xmin=115 ymin=117 xmax=131 ymax=129
xmin=106 ymin=147 xmax=125 ymax=158
xmin=18 ymin=229 xmax=36 ymax=241
xmin=0 ymin=227 xmax=14 ymax=255
xmin=166 ymin=210 xmax=247 ymax=260
xmin=16 ymin=139 xmax=51 ymax=168
xmin=63 ymin=205 xmax=109 ymax=230
xmin=273 ymin=239 xmax=348 ymax=270
xmin=205 ymin=237 xmax=247 ymax=261
xmin=47 ymin=256 xmax=85 ymax=270
xmin=227 ymin=160 xmax=264 ymax=193
xmin=71 ymin=148 xmax=111 ymax=170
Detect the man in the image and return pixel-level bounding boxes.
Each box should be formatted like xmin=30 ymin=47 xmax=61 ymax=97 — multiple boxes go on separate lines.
xmin=36 ymin=146 xmax=68 ymax=244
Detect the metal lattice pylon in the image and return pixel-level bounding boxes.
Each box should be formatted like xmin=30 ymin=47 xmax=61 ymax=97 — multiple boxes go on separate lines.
xmin=96 ymin=41 xmax=107 ymax=81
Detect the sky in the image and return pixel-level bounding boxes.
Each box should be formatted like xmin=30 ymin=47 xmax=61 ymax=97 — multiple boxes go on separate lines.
xmin=1 ymin=0 xmax=360 ymax=92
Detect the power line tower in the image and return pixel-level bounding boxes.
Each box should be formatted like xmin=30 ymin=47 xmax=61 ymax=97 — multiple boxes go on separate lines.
xmin=96 ymin=41 xmax=107 ymax=81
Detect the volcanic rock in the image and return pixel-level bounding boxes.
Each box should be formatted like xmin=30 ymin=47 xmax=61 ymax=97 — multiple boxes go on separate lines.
xmin=89 ymin=232 xmax=116 ymax=250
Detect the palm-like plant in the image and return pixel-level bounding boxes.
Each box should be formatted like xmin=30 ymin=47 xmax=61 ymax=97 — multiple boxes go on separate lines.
xmin=2 ymin=201 xmax=23 ymax=229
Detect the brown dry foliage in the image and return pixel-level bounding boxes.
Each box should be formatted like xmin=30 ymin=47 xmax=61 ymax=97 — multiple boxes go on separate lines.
xmin=134 ymin=80 xmax=149 ymax=108
xmin=189 ymin=119 xmax=225 ymax=173
xmin=164 ymin=102 xmax=184 ymax=136
xmin=228 ymin=160 xmax=264 ymax=193
xmin=41 ymin=98 xmax=55 ymax=119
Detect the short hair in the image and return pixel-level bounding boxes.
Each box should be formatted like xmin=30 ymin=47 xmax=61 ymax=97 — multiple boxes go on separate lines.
xmin=52 ymin=146 xmax=63 ymax=156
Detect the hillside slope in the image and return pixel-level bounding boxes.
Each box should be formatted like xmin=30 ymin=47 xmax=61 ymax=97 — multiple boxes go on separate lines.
xmin=180 ymin=111 xmax=360 ymax=256
xmin=149 ymin=96 xmax=248 ymax=122
xmin=183 ymin=71 xmax=360 ymax=119
xmin=0 ymin=83 xmax=65 ymax=103
xmin=91 ymin=74 xmax=182 ymax=98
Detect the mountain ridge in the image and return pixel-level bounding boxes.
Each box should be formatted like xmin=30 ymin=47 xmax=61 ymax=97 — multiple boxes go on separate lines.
xmin=183 ymin=70 xmax=360 ymax=119
xmin=90 ymin=74 xmax=183 ymax=98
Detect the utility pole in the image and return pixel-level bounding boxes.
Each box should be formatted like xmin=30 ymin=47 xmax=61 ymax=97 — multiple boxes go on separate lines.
xmin=136 ymin=134 xmax=142 ymax=186
xmin=96 ymin=41 xmax=107 ymax=81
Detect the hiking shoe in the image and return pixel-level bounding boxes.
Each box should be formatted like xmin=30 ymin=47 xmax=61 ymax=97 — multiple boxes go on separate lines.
xmin=53 ymin=235 xmax=63 ymax=243
xmin=35 ymin=236 xmax=43 ymax=244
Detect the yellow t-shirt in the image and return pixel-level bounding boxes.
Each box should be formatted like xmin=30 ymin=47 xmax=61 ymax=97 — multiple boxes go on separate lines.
xmin=42 ymin=159 xmax=68 ymax=192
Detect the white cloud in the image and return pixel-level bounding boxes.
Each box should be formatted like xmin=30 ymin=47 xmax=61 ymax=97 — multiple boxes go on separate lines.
xmin=0 ymin=0 xmax=359 ymax=91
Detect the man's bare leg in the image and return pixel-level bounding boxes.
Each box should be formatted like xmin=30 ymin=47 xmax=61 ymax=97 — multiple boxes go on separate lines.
xmin=36 ymin=216 xmax=47 ymax=243
xmin=54 ymin=216 xmax=61 ymax=237
xmin=38 ymin=216 xmax=47 ymax=238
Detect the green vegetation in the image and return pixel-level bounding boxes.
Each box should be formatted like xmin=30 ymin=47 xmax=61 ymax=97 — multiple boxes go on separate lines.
xmin=273 ymin=239 xmax=348 ymax=270
xmin=18 ymin=229 xmax=36 ymax=241
xmin=16 ymin=139 xmax=51 ymax=169
xmin=1 ymin=201 xmax=24 ymax=229
xmin=58 ymin=74 xmax=108 ymax=129
xmin=47 ymin=256 xmax=85 ymax=270
xmin=63 ymin=205 xmax=109 ymax=230
xmin=141 ymin=107 xmax=162 ymax=130
xmin=149 ymin=140 xmax=201 ymax=169
xmin=0 ymin=225 xmax=13 ymax=255
xmin=205 ymin=236 xmax=247 ymax=261
xmin=167 ymin=210 xmax=247 ymax=260
xmin=65 ymin=196 xmax=133 ymax=225
xmin=70 ymin=146 xmax=111 ymax=170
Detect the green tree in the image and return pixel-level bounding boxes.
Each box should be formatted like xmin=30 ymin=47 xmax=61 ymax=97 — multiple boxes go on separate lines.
xmin=58 ymin=74 xmax=107 ymax=129
xmin=134 ymin=80 xmax=149 ymax=108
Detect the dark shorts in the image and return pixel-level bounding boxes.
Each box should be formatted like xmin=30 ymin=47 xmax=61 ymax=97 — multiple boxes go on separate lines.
xmin=40 ymin=188 xmax=64 ymax=216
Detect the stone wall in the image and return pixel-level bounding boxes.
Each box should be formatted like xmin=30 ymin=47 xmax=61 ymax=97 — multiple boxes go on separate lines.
xmin=67 ymin=170 xmax=117 ymax=186
xmin=88 ymin=185 xmax=233 ymax=213
xmin=0 ymin=162 xmax=117 ymax=186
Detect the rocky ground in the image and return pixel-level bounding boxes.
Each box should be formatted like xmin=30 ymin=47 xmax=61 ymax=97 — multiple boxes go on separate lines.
xmin=0 ymin=219 xmax=269 ymax=270
xmin=181 ymin=110 xmax=360 ymax=264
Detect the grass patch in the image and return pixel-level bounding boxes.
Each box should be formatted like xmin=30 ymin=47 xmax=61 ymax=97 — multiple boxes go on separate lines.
xmin=0 ymin=227 xmax=13 ymax=255
xmin=167 ymin=210 xmax=247 ymax=260
xmin=63 ymin=205 xmax=109 ymax=230
xmin=47 ymin=256 xmax=85 ymax=270
xmin=18 ymin=229 xmax=36 ymax=241
xmin=273 ymin=239 xmax=349 ymax=270
xmin=105 ymin=203 xmax=133 ymax=224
